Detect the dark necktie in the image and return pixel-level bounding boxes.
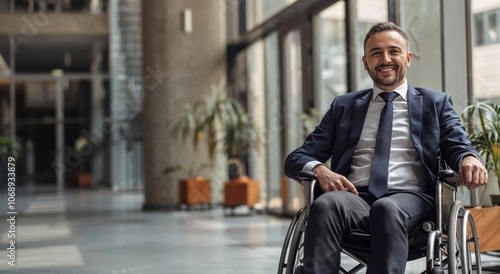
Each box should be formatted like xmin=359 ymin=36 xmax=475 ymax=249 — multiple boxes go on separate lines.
xmin=368 ymin=92 xmax=399 ymax=198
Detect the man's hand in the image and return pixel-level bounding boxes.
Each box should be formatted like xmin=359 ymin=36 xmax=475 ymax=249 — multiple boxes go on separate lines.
xmin=459 ymin=155 xmax=488 ymax=189
xmin=311 ymin=164 xmax=358 ymax=195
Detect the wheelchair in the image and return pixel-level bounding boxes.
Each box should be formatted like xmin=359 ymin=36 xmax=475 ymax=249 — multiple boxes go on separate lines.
xmin=278 ymin=162 xmax=482 ymax=273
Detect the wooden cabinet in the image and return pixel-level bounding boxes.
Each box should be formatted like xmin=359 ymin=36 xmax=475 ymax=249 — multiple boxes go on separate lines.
xmin=178 ymin=177 xmax=211 ymax=208
xmin=224 ymin=176 xmax=259 ymax=213
xmin=71 ymin=172 xmax=92 ymax=188
xmin=469 ymin=206 xmax=500 ymax=252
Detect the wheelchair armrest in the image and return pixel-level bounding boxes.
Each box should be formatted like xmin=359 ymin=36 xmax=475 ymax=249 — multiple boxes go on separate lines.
xmin=297 ymin=171 xmax=317 ymax=207
xmin=297 ymin=171 xmax=316 ymax=181
xmin=437 ymin=169 xmax=461 ymax=188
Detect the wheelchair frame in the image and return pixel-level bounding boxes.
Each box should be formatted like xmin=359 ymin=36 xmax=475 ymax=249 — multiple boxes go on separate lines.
xmin=277 ymin=169 xmax=482 ymax=274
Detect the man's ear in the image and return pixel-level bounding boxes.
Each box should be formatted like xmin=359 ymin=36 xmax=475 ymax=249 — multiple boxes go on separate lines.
xmin=362 ymin=56 xmax=367 ymax=70
xmin=406 ymin=52 xmax=412 ymax=67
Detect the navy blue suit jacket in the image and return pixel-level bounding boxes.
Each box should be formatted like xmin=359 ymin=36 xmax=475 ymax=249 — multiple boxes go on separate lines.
xmin=284 ymin=86 xmax=480 ymax=196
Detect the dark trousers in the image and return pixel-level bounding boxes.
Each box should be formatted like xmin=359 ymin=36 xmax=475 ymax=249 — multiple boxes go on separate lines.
xmin=302 ymin=190 xmax=434 ymax=274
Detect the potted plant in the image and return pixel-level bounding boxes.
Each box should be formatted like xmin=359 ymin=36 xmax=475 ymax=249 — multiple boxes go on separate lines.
xmin=0 ymin=137 xmax=22 ymax=163
xmin=72 ymin=132 xmax=103 ymax=188
xmin=163 ymin=162 xmax=212 ymax=209
xmin=463 ymin=101 xmax=500 ymax=205
xmin=213 ymin=89 xmax=261 ymax=213
xmin=0 ymin=137 xmax=22 ymax=183
xmin=462 ymin=101 xmax=500 ymax=253
xmin=167 ymin=83 xmax=261 ymax=210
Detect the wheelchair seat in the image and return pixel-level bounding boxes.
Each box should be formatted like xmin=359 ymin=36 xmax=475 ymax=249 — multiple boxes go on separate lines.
xmin=277 ymin=168 xmax=482 ymax=274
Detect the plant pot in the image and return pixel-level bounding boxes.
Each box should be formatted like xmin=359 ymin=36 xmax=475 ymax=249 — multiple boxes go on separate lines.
xmin=178 ymin=177 xmax=211 ymax=208
xmin=223 ymin=176 xmax=259 ymax=209
xmin=75 ymin=172 xmax=92 ymax=188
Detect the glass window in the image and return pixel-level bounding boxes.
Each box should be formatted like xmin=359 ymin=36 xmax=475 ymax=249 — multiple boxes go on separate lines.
xmin=356 ymin=0 xmax=388 ymax=90
xmin=474 ymin=8 xmax=500 ymax=47
xmin=475 ymin=13 xmax=485 ymax=46
xmin=247 ymin=40 xmax=267 ymax=199
xmin=398 ymin=0 xmax=442 ymax=91
xmin=316 ymin=1 xmax=347 ymax=114
xmin=284 ymin=30 xmax=304 ymax=211
xmin=488 ymin=11 xmax=498 ymax=43
xmin=473 ymin=5 xmax=500 ymax=104
xmin=263 ymin=33 xmax=283 ymax=211
xmin=262 ymin=0 xmax=296 ymax=20
xmin=246 ymin=0 xmax=297 ymax=30
xmin=470 ymin=1 xmax=500 ymax=205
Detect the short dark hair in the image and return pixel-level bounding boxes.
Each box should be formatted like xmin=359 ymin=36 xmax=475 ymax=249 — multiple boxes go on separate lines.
xmin=363 ymin=22 xmax=410 ymax=54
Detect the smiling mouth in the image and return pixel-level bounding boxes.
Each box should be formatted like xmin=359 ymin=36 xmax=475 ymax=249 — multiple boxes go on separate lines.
xmin=377 ymin=67 xmax=395 ymax=72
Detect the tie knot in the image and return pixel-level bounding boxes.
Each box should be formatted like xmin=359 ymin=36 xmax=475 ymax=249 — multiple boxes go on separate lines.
xmin=379 ymin=92 xmax=399 ymax=102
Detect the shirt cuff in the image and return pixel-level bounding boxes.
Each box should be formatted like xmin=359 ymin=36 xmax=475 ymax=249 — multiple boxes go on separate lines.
xmin=303 ymin=161 xmax=323 ymax=172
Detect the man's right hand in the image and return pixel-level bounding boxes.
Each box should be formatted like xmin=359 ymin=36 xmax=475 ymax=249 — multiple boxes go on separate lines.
xmin=311 ymin=164 xmax=358 ymax=195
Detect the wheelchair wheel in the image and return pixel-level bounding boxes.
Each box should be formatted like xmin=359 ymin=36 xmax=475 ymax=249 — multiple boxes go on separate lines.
xmin=277 ymin=207 xmax=307 ymax=274
xmin=447 ymin=200 xmax=482 ymax=274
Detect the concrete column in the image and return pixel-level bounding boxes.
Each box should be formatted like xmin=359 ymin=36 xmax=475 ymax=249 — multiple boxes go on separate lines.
xmin=142 ymin=0 xmax=226 ymax=210
xmin=55 ymin=77 xmax=64 ymax=191
xmin=91 ymin=41 xmax=105 ymax=186
xmin=8 ymin=36 xmax=15 ymax=139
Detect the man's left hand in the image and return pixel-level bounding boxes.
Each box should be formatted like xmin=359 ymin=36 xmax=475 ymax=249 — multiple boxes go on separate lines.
xmin=459 ymin=155 xmax=488 ymax=189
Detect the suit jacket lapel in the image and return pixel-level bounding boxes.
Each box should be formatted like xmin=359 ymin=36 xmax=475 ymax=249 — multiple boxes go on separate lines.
xmin=408 ymin=86 xmax=423 ymax=156
xmin=350 ymin=92 xmax=372 ymax=145
xmin=336 ymin=91 xmax=372 ymax=175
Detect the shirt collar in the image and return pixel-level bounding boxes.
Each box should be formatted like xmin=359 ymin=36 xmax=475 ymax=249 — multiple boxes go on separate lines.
xmin=371 ymin=79 xmax=408 ymax=102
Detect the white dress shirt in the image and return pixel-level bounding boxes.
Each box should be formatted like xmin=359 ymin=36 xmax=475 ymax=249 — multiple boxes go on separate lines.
xmin=305 ymin=80 xmax=427 ymax=192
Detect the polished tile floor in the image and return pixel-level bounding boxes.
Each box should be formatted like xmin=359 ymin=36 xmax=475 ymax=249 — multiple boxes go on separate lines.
xmin=0 ymin=187 xmax=289 ymax=274
xmin=0 ymin=187 xmax=498 ymax=273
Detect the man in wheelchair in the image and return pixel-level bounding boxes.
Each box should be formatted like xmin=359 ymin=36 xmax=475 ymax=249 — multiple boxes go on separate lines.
xmin=284 ymin=22 xmax=488 ymax=274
